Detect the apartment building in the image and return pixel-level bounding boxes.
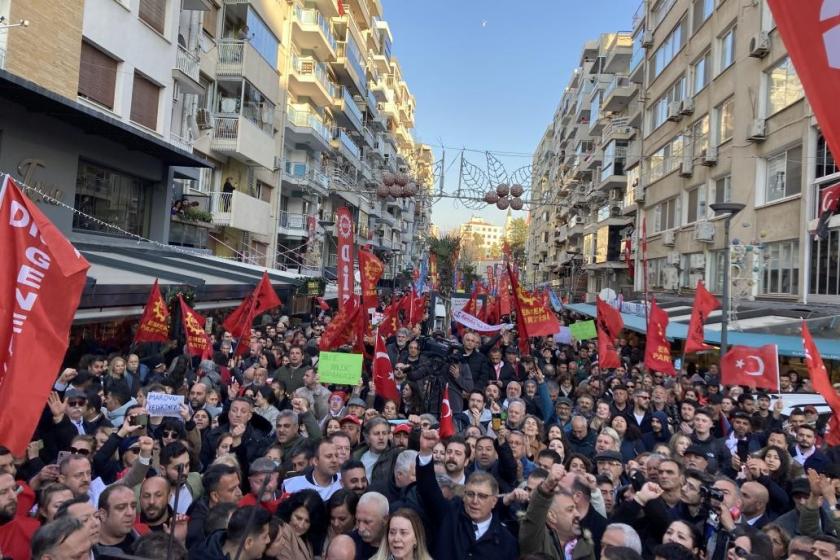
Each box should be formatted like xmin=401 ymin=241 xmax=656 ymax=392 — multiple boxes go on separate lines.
xmin=531 ymin=0 xmax=837 ymax=305
xmin=461 ymin=215 xmax=504 ymax=259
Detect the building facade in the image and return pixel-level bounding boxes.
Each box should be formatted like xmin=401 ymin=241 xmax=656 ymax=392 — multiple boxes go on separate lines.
xmin=460 ymin=215 xmax=504 ymax=259
xmin=529 ymin=0 xmax=836 ymax=306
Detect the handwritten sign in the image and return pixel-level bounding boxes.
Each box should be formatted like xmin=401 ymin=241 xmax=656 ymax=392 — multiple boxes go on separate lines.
xmin=318 ymin=352 xmax=363 ymax=385
xmin=553 ymin=326 xmax=572 ymax=345
xmin=146 ymin=392 xmax=185 ymax=418
xmin=569 ymin=320 xmax=598 ymax=341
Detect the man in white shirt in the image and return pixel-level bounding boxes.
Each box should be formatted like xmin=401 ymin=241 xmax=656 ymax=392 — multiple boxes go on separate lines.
xmin=442 ymin=436 xmax=470 ymax=486
xmin=282 ymin=439 xmax=342 ymax=500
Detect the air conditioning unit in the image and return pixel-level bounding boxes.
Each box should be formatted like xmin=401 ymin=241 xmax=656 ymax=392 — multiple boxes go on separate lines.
xmin=694 ymin=220 xmax=715 ymax=242
xmin=667 ymin=251 xmax=681 ymax=266
xmin=667 ymin=101 xmax=683 ymax=121
xmin=747 ymin=118 xmax=767 ymax=142
xmin=680 ymin=98 xmax=695 ymax=115
xmin=749 ymin=32 xmax=771 ymax=58
xmin=680 ymin=156 xmax=694 ymax=177
xmin=642 ymin=30 xmax=654 ymax=48
xmin=702 ymin=146 xmax=718 ymax=166
xmin=634 ymin=184 xmax=645 ymax=202
xmin=689 ymin=252 xmax=706 ymax=269
xmin=662 ymin=229 xmax=676 ymax=246
xmin=274 ymin=156 xmax=283 ymax=171
xmin=196 ymin=108 xmax=214 ymax=130
xmin=570 ymin=215 xmax=583 ymax=226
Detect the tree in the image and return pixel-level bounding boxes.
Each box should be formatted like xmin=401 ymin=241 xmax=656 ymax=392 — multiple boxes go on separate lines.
xmin=427 ymin=234 xmax=478 ymax=298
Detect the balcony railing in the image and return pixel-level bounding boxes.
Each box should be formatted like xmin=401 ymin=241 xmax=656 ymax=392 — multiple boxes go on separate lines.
xmin=175 ymin=46 xmax=200 ymax=82
xmin=212 ymin=117 xmax=240 ymax=151
xmin=169 ymin=131 xmax=193 ymax=152
xmin=339 ymin=86 xmax=364 ymax=127
xmin=286 ymin=105 xmax=333 ymax=144
xmin=283 ymin=161 xmax=331 ymax=194
xmin=217 ymin=40 xmax=246 ymax=72
xmin=337 ymin=40 xmax=367 ymax=91
xmin=292 ymin=54 xmax=336 ymax=97
xmin=604 ymin=76 xmax=632 ymax=100
xmin=278 ymin=211 xmax=307 ymax=230
xmin=293 ymin=4 xmax=337 ymax=52
xmin=336 ymin=129 xmax=361 ymax=159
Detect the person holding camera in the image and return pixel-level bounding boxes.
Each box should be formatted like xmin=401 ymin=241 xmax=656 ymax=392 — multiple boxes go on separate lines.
xmin=407 ymin=341 xmax=473 ymax=417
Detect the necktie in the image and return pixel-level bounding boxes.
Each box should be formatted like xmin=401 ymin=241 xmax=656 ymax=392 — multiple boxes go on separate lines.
xmin=473 ymin=522 xmax=479 ymax=539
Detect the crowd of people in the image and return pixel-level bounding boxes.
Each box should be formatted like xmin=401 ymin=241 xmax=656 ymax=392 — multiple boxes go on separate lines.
xmin=1 ymin=304 xmax=839 ymax=560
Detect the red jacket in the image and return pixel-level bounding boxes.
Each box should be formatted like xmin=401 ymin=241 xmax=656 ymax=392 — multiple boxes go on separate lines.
xmin=0 ymin=515 xmax=40 ymax=560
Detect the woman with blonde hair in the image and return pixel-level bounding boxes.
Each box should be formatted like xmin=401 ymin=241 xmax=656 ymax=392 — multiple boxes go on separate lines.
xmin=668 ymin=432 xmax=692 ymax=458
xmin=370 ymin=508 xmax=433 ymax=560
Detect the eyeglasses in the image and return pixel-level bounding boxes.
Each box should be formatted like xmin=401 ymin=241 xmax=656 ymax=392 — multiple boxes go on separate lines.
xmin=67 ymin=400 xmax=86 ymax=407
xmin=464 ymin=490 xmax=493 ymax=502
xmin=162 ymin=431 xmax=179 ymax=439
xmin=730 ymin=545 xmax=750 ymax=558
xmin=637 ymin=395 xmax=650 ymax=400
xmin=127 ymin=447 xmax=141 ymax=454
xmin=69 ymin=447 xmax=91 ymax=456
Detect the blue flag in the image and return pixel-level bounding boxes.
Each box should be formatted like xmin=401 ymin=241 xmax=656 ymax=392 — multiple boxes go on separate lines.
xmin=548 ymin=288 xmax=564 ymax=312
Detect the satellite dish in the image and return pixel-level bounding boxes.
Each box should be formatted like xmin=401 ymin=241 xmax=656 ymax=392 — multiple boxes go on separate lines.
xmin=599 ymin=288 xmax=617 ymax=302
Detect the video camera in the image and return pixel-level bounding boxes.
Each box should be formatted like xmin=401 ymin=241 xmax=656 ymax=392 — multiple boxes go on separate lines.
xmin=421 ymin=337 xmax=465 ymax=365
xmin=700 ymin=484 xmax=725 ymax=503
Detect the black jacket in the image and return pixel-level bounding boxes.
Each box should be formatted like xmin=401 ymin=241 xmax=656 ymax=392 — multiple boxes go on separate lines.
xmin=416 ymin=455 xmax=518 ymax=560
xmin=189 ymin=529 xmax=227 ymax=560
xmin=690 ymin=433 xmax=731 ymax=473
xmin=464 ymin=350 xmax=492 ymax=389
xmin=185 ymin=497 xmax=211 ymax=549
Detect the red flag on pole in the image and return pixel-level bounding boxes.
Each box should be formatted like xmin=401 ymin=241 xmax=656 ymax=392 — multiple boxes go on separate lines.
xmin=624 ymin=238 xmax=634 ymax=280
xmin=684 ymin=281 xmax=721 ymax=354
xmin=373 ymin=335 xmax=400 ymax=402
xmin=135 ymin=279 xmax=170 ymax=344
xmin=720 ymin=344 xmax=780 ymax=391
xmin=644 ymin=299 xmax=676 ymax=376
xmin=316 ymin=297 xmax=330 ymax=312
xmin=179 ymin=295 xmax=209 ymax=357
xmin=222 ymin=271 xmax=282 ymax=339
xmin=379 ymin=299 xmax=401 ymax=339
xmin=336 ymin=207 xmax=355 ymax=309
xmin=802 ymin=321 xmax=840 ymax=446
xmin=319 ymin=296 xmax=362 ymax=351
xmin=358 ymin=249 xmax=383 ymax=311
xmin=596 ymin=297 xmax=623 ymax=369
xmin=439 ymin=384 xmax=455 ymax=439
xmin=0 ymin=175 xmax=90 ymax=455
xmin=507 ymin=264 xmax=561 ymax=355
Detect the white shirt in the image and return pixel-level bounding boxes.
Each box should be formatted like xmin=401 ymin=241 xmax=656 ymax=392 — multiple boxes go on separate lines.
xmin=72 ymin=419 xmax=86 ymax=435
xmin=360 ymin=450 xmax=380 ymax=480
xmin=169 ymin=484 xmax=193 ymax=514
xmin=474 ymin=516 xmax=492 ymax=540
xmin=793 ymin=445 xmax=815 ymax=465
xmin=283 ymin=472 xmax=343 ymax=501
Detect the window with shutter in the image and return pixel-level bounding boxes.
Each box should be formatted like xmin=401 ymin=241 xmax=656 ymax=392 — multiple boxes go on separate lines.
xmin=139 ymin=0 xmax=166 ymax=35
xmin=202 ymin=3 xmax=219 ymax=38
xmin=78 ymin=42 xmax=118 ymax=110
xmin=130 ymin=73 xmax=160 ymax=130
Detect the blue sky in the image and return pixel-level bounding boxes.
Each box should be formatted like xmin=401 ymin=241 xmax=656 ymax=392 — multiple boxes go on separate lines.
xmin=382 ymin=0 xmax=639 ymax=232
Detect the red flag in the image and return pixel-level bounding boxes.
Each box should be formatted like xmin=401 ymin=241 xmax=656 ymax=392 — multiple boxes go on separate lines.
xmin=336 ymin=0 xmax=344 ymax=15
xmin=596 ymin=298 xmax=623 ymax=369
xmin=336 ymin=207 xmax=355 ymax=309
xmin=624 ymin=238 xmax=634 ymax=280
xmin=439 ymin=384 xmax=455 ymax=439
xmin=373 ymin=335 xmax=400 ymax=402
xmin=135 ymin=279 xmax=170 ymax=343
xmin=316 ymin=297 xmax=330 ymax=312
xmin=508 ymin=264 xmax=561 ymax=355
xmin=319 ymin=296 xmax=361 ymax=351
xmin=222 ymin=271 xmax=282 ymax=338
xmin=409 ymin=289 xmax=426 ymax=325
xmin=644 ymin=299 xmax=676 ymax=376
xmin=179 ymin=295 xmax=209 ymax=357
xmin=0 ymin=175 xmax=90 ymax=455
xmin=358 ymin=249 xmax=383 ymax=311
xmin=498 ymin=270 xmax=512 ymax=317
xmin=767 ymin=1 xmax=840 ymax=164
xmin=684 ymin=281 xmax=720 ymax=354
xmin=379 ymin=300 xmax=401 ymax=339
xmin=720 ymin=345 xmax=780 ymax=391
xmin=802 ymin=321 xmax=840 ymax=445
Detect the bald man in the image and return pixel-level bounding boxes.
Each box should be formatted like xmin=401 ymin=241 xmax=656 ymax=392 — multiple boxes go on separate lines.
xmin=740 ymin=481 xmax=770 ymax=529
xmin=325 ymin=534 xmax=356 ymax=560
xmin=139 ymin=476 xmax=172 ymax=531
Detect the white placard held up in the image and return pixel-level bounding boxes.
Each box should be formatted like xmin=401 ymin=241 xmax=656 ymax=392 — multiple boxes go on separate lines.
xmin=146 ymin=392 xmax=185 ymax=418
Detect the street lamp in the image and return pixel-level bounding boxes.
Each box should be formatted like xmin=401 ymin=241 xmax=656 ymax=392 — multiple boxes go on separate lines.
xmin=709 ymin=202 xmax=746 ymax=357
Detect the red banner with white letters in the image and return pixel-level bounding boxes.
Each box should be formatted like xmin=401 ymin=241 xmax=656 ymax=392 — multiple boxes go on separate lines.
xmin=0 ymin=175 xmax=90 ymax=455
xmin=768 ymin=1 xmax=840 ymax=162
xmin=336 ymin=207 xmax=355 ymax=309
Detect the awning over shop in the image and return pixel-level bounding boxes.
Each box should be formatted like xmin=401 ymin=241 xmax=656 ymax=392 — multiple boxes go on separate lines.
xmin=75 ymin=242 xmax=304 ymax=322
xmin=566 ymin=302 xmax=840 ymax=360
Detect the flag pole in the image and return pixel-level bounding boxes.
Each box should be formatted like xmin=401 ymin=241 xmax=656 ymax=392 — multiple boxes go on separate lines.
xmin=641 ymin=216 xmax=650 ymax=331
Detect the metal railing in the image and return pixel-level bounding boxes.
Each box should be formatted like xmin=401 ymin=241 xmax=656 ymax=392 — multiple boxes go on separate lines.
xmin=208 ymin=191 xmax=233 ymax=215
xmin=336 ymin=129 xmax=361 ymax=159
xmin=337 ymin=40 xmax=367 ymax=89
xmin=278 ymin=210 xmax=308 ymax=230
xmin=292 ymin=54 xmax=336 ymax=98
xmin=604 ymin=75 xmax=633 ymax=99
xmin=175 ymin=46 xmax=200 ymax=82
xmin=293 ymin=4 xmax=337 ymax=52
xmin=170 ymin=131 xmax=193 ymax=152
xmin=286 ymin=105 xmax=333 ymax=144
xmin=211 ymin=117 xmax=239 ymax=150
xmin=217 ymin=40 xmax=245 ymax=74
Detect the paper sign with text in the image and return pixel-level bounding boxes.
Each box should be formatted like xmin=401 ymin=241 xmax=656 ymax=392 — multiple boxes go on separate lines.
xmin=569 ymin=320 xmax=598 ymax=341
xmin=146 ymin=392 xmax=185 ymax=418
xmin=318 ymin=352 xmax=364 ymax=385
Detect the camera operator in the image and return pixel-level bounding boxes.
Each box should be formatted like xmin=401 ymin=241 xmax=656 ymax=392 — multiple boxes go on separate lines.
xmin=461 ymin=332 xmax=492 ymax=390
xmin=408 ymin=339 xmax=474 ymax=416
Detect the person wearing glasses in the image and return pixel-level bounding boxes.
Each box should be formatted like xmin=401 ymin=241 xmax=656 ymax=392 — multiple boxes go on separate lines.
xmin=414 ymin=428 xmax=518 ymax=560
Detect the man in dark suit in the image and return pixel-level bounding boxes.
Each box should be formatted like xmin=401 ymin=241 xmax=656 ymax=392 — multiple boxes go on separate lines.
xmin=485 ymin=347 xmax=516 ymax=388
xmin=740 ymin=481 xmax=773 ymax=529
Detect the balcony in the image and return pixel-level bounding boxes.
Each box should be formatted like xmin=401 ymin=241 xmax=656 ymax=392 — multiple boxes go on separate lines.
xmin=333 ymin=129 xmax=362 ymax=166
xmin=277 ymin=210 xmax=309 ymax=238
xmin=211 ymin=116 xmax=275 ymax=169
xmin=173 ymin=46 xmax=203 ymax=95
xmin=282 ymin=161 xmax=330 ymax=197
xmin=217 ymin=40 xmax=281 ymax=104
xmin=291 ymin=5 xmax=337 ymax=61
xmin=285 ymin=105 xmax=333 ymax=152
xmin=602 ymin=76 xmax=637 ymax=113
xmin=208 ymin=190 xmax=272 ymax=235
xmin=334 ymin=86 xmax=364 ymax=132
xmin=604 ymin=32 xmax=633 ymax=74
xmin=333 ymin=39 xmax=367 ymax=95
xmin=599 ymin=151 xmax=627 ymax=191
xmin=289 ymin=55 xmax=337 ymax=108
xmin=603 ymin=118 xmax=636 ymax=143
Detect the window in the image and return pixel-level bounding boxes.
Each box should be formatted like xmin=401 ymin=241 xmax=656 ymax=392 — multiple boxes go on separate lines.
xmin=692 ymin=0 xmax=713 ymax=33
xmin=246 ymin=8 xmax=279 ymax=68
xmin=810 ymin=231 xmax=840 ymax=296
xmin=764 ymin=146 xmax=802 ymax=203
xmin=602 ymin=140 xmax=627 ymax=177
xmin=130 ymin=73 xmax=160 ymax=130
xmin=713 ymin=175 xmax=732 ymax=204
xmin=761 ymin=240 xmax=799 ymax=295
xmin=816 ymin=134 xmax=839 ymax=179
xmin=654 ymin=196 xmax=681 ymax=232
xmin=691 ymin=50 xmax=710 ymax=94
xmin=681 ymin=252 xmax=704 ymax=287
xmin=78 ymin=41 xmax=118 ymax=109
xmin=766 ymin=57 xmax=804 ymax=115
xmin=651 ymin=18 xmax=687 ymax=80
xmin=74 ymin=160 xmax=150 ymax=236
xmin=139 ymin=0 xmax=166 ymax=35
xmin=652 ymin=0 xmax=676 ymax=28
xmin=709 ymin=249 xmax=726 ymax=292
xmin=648 ymin=75 xmax=686 ymax=131
xmin=686 ymin=186 xmax=707 ymax=223
xmin=718 ymin=27 xmax=735 ymax=73
xmin=202 ymin=3 xmax=219 ymax=38
xmin=716 ymin=97 xmax=734 ymax=145
xmin=648 ymin=134 xmax=685 ymax=182
xmin=692 ymin=115 xmax=710 ymax=157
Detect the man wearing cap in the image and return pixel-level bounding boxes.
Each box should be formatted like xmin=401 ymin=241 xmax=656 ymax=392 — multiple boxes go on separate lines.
xmin=321 ymin=391 xmax=348 ymax=428
xmin=338 ymin=415 xmax=362 ymax=448
xmin=346 ymin=397 xmax=368 ymax=420
xmin=283 ymin=439 xmax=343 ymax=501
xmin=609 ymin=384 xmax=631 ymax=418
xmin=392 ymin=424 xmax=412 ymax=449
xmin=684 ymin=444 xmax=711 ymax=473
xmin=773 ymin=477 xmax=839 ymax=537
xmin=594 ymin=451 xmax=625 ymax=487
xmin=554 ymin=397 xmax=574 ymax=432
xmin=239 ymin=457 xmax=282 ymax=513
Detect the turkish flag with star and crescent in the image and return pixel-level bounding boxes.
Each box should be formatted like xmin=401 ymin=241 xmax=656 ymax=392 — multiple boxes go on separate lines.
xmin=373 ymin=334 xmax=400 ymax=402
xmin=439 ymin=384 xmax=455 ymax=439
xmin=802 ymin=321 xmax=840 ymax=446
xmin=720 ymin=344 xmax=779 ymax=391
